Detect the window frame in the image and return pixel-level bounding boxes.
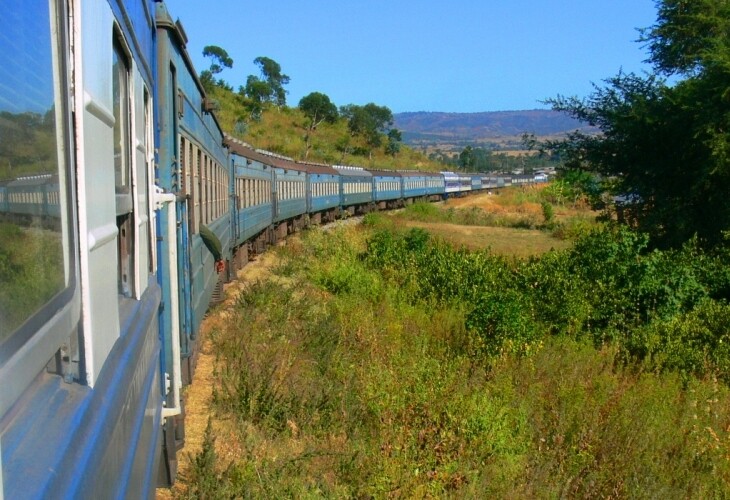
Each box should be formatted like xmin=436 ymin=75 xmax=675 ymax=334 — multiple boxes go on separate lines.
xmin=0 ymin=0 xmax=80 ymax=412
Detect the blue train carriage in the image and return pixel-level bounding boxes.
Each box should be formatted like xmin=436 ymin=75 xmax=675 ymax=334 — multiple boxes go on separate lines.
xmin=441 ymin=171 xmax=460 ymax=198
xmin=511 ymin=174 xmax=533 ymax=187
xmin=469 ymin=173 xmax=483 ymax=192
xmin=458 ymin=173 xmax=473 ymax=193
xmin=334 ymin=165 xmax=374 ymax=214
xmin=368 ymin=169 xmax=403 ymax=209
xmin=226 ymin=137 xmax=275 ymax=271
xmin=424 ymin=171 xmax=446 ymax=200
xmin=2 ymin=0 xmax=164 ymax=497
xmin=1 ymin=174 xmax=62 ymax=225
xmin=400 ymin=170 xmax=426 ymax=203
xmin=299 ymin=161 xmax=341 ymax=225
xmin=270 ymin=152 xmax=308 ymax=241
xmin=156 ymin=3 xmax=231 ymax=483
xmin=481 ymin=175 xmax=506 ymax=189
xmin=0 ymin=181 xmax=7 ymax=214
xmin=534 ymin=172 xmax=549 ymax=183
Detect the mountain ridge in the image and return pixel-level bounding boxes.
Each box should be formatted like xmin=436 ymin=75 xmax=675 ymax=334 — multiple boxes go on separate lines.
xmin=393 ymin=109 xmax=592 ymax=150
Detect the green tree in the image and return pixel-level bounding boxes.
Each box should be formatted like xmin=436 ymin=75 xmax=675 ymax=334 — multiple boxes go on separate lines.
xmin=241 ymin=76 xmax=271 ymax=120
xmin=385 ymin=128 xmax=402 ymax=157
xmin=340 ymin=103 xmax=394 ymax=159
xmin=639 ymin=0 xmax=730 ymax=76
xmin=459 ymin=146 xmax=475 ymax=170
xmin=544 ymin=0 xmax=730 ymax=248
xmin=253 ymin=56 xmax=290 ymax=107
xmin=298 ymin=92 xmax=338 ymax=158
xmin=200 ymin=45 xmax=233 ymax=92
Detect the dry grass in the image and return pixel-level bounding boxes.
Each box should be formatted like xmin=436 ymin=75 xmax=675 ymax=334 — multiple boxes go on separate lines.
xmin=156 ymin=251 xmax=282 ymax=499
xmin=386 ymin=187 xmax=596 ymax=256
xmin=396 ymin=219 xmax=570 ymax=257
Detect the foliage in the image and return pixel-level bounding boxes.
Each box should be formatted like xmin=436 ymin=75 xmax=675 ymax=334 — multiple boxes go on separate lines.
xmin=200 ymin=45 xmax=233 ymax=92
xmin=181 ymin=224 xmax=730 ymax=498
xmin=0 ymin=110 xmax=59 ymax=180
xmin=639 ymin=0 xmax=730 ymax=77
xmin=203 ymin=84 xmax=442 ymax=170
xmin=362 ymin=223 xmax=730 ymax=379
xmin=245 ymin=56 xmax=290 ymax=107
xmin=0 ymin=222 xmax=65 ymax=338
xmin=298 ymin=92 xmax=338 ymax=158
xmin=448 ymin=145 xmax=559 ymax=173
xmin=544 ymin=0 xmax=730 ymax=249
xmin=340 ymin=103 xmax=394 ymax=159
xmin=385 ymin=128 xmax=402 ymax=157
xmin=557 ymin=168 xmax=603 ymax=207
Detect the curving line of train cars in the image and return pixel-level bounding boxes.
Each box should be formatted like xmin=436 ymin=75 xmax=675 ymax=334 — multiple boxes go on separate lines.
xmin=0 ymin=0 xmax=546 ymax=498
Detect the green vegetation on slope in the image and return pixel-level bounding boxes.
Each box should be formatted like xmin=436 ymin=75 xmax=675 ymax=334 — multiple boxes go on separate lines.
xmin=179 ymin=224 xmax=730 ymax=498
xmin=205 ymin=85 xmax=442 ymax=170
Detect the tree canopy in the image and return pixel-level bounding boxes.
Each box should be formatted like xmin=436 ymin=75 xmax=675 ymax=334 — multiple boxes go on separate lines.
xmin=298 ymin=92 xmax=338 ymax=158
xmin=253 ymin=56 xmax=290 ymax=107
xmin=340 ymin=103 xmax=394 ymax=159
xmin=544 ymin=0 xmax=730 ymax=248
xmin=200 ymin=45 xmax=233 ymax=91
xmin=237 ymin=56 xmax=290 ymax=120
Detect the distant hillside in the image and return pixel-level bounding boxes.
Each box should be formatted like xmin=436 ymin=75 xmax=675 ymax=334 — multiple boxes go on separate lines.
xmin=394 ymin=110 xmax=593 ymax=152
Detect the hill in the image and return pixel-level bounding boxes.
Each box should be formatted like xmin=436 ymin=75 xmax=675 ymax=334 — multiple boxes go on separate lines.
xmin=206 ymin=85 xmax=443 ymax=171
xmin=394 ymin=110 xmax=593 ymax=153
xmin=206 ymin=82 xmax=577 ymax=168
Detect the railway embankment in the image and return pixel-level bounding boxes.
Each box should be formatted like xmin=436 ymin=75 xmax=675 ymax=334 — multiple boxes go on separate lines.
xmin=162 ymin=200 xmax=730 ymax=496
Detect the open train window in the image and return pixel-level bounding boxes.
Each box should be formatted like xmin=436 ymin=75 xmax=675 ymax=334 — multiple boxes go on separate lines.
xmin=113 ymin=38 xmax=134 ymax=298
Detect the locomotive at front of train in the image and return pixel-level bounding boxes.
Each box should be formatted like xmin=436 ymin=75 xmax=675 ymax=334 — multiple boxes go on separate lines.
xmin=1 ymin=0 xmax=166 ymax=497
xmin=155 ymin=2 xmax=232 ymax=485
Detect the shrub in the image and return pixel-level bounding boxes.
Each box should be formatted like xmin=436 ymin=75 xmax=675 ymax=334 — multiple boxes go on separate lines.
xmin=466 ymin=289 xmax=541 ymax=357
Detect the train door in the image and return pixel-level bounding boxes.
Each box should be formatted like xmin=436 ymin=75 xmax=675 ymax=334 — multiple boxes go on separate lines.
xmin=272 ymin=170 xmax=279 ymax=220
xmin=177 ymin=132 xmax=194 ymax=381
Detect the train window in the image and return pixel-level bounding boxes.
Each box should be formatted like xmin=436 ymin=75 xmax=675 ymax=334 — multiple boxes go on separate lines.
xmin=113 ymin=39 xmax=134 ymax=297
xmin=0 ymin=0 xmax=73 ymax=344
xmin=210 ymin=159 xmax=215 ymax=218
xmin=204 ymin=156 xmax=208 ymax=221
xmin=196 ymin=148 xmax=202 ymax=230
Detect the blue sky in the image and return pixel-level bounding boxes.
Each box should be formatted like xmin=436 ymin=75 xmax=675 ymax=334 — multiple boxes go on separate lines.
xmin=163 ymin=0 xmax=658 ymax=113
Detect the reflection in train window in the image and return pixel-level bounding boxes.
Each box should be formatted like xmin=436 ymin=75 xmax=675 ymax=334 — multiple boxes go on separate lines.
xmin=0 ymin=0 xmax=70 ymax=343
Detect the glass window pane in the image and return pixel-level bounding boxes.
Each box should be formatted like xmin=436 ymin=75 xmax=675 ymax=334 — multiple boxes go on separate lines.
xmin=0 ymin=0 xmax=69 ymax=341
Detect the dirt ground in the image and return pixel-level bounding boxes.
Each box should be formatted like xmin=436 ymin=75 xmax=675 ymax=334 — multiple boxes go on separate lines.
xmin=156 ymin=251 xmax=279 ymax=499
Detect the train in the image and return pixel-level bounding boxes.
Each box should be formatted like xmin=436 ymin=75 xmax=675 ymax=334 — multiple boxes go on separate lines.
xmin=0 ymin=0 xmax=545 ymax=498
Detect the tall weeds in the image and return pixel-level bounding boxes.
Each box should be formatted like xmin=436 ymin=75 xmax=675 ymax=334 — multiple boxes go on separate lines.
xmin=180 ymin=225 xmax=730 ymax=498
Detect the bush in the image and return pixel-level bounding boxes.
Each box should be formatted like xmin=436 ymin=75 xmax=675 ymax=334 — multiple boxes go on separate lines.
xmin=466 ymin=289 xmax=541 ymax=357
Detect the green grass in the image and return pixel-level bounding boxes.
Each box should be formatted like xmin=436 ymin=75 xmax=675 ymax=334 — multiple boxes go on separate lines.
xmin=0 ymin=221 xmax=65 ymax=339
xmin=178 ymin=225 xmax=730 ymax=498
